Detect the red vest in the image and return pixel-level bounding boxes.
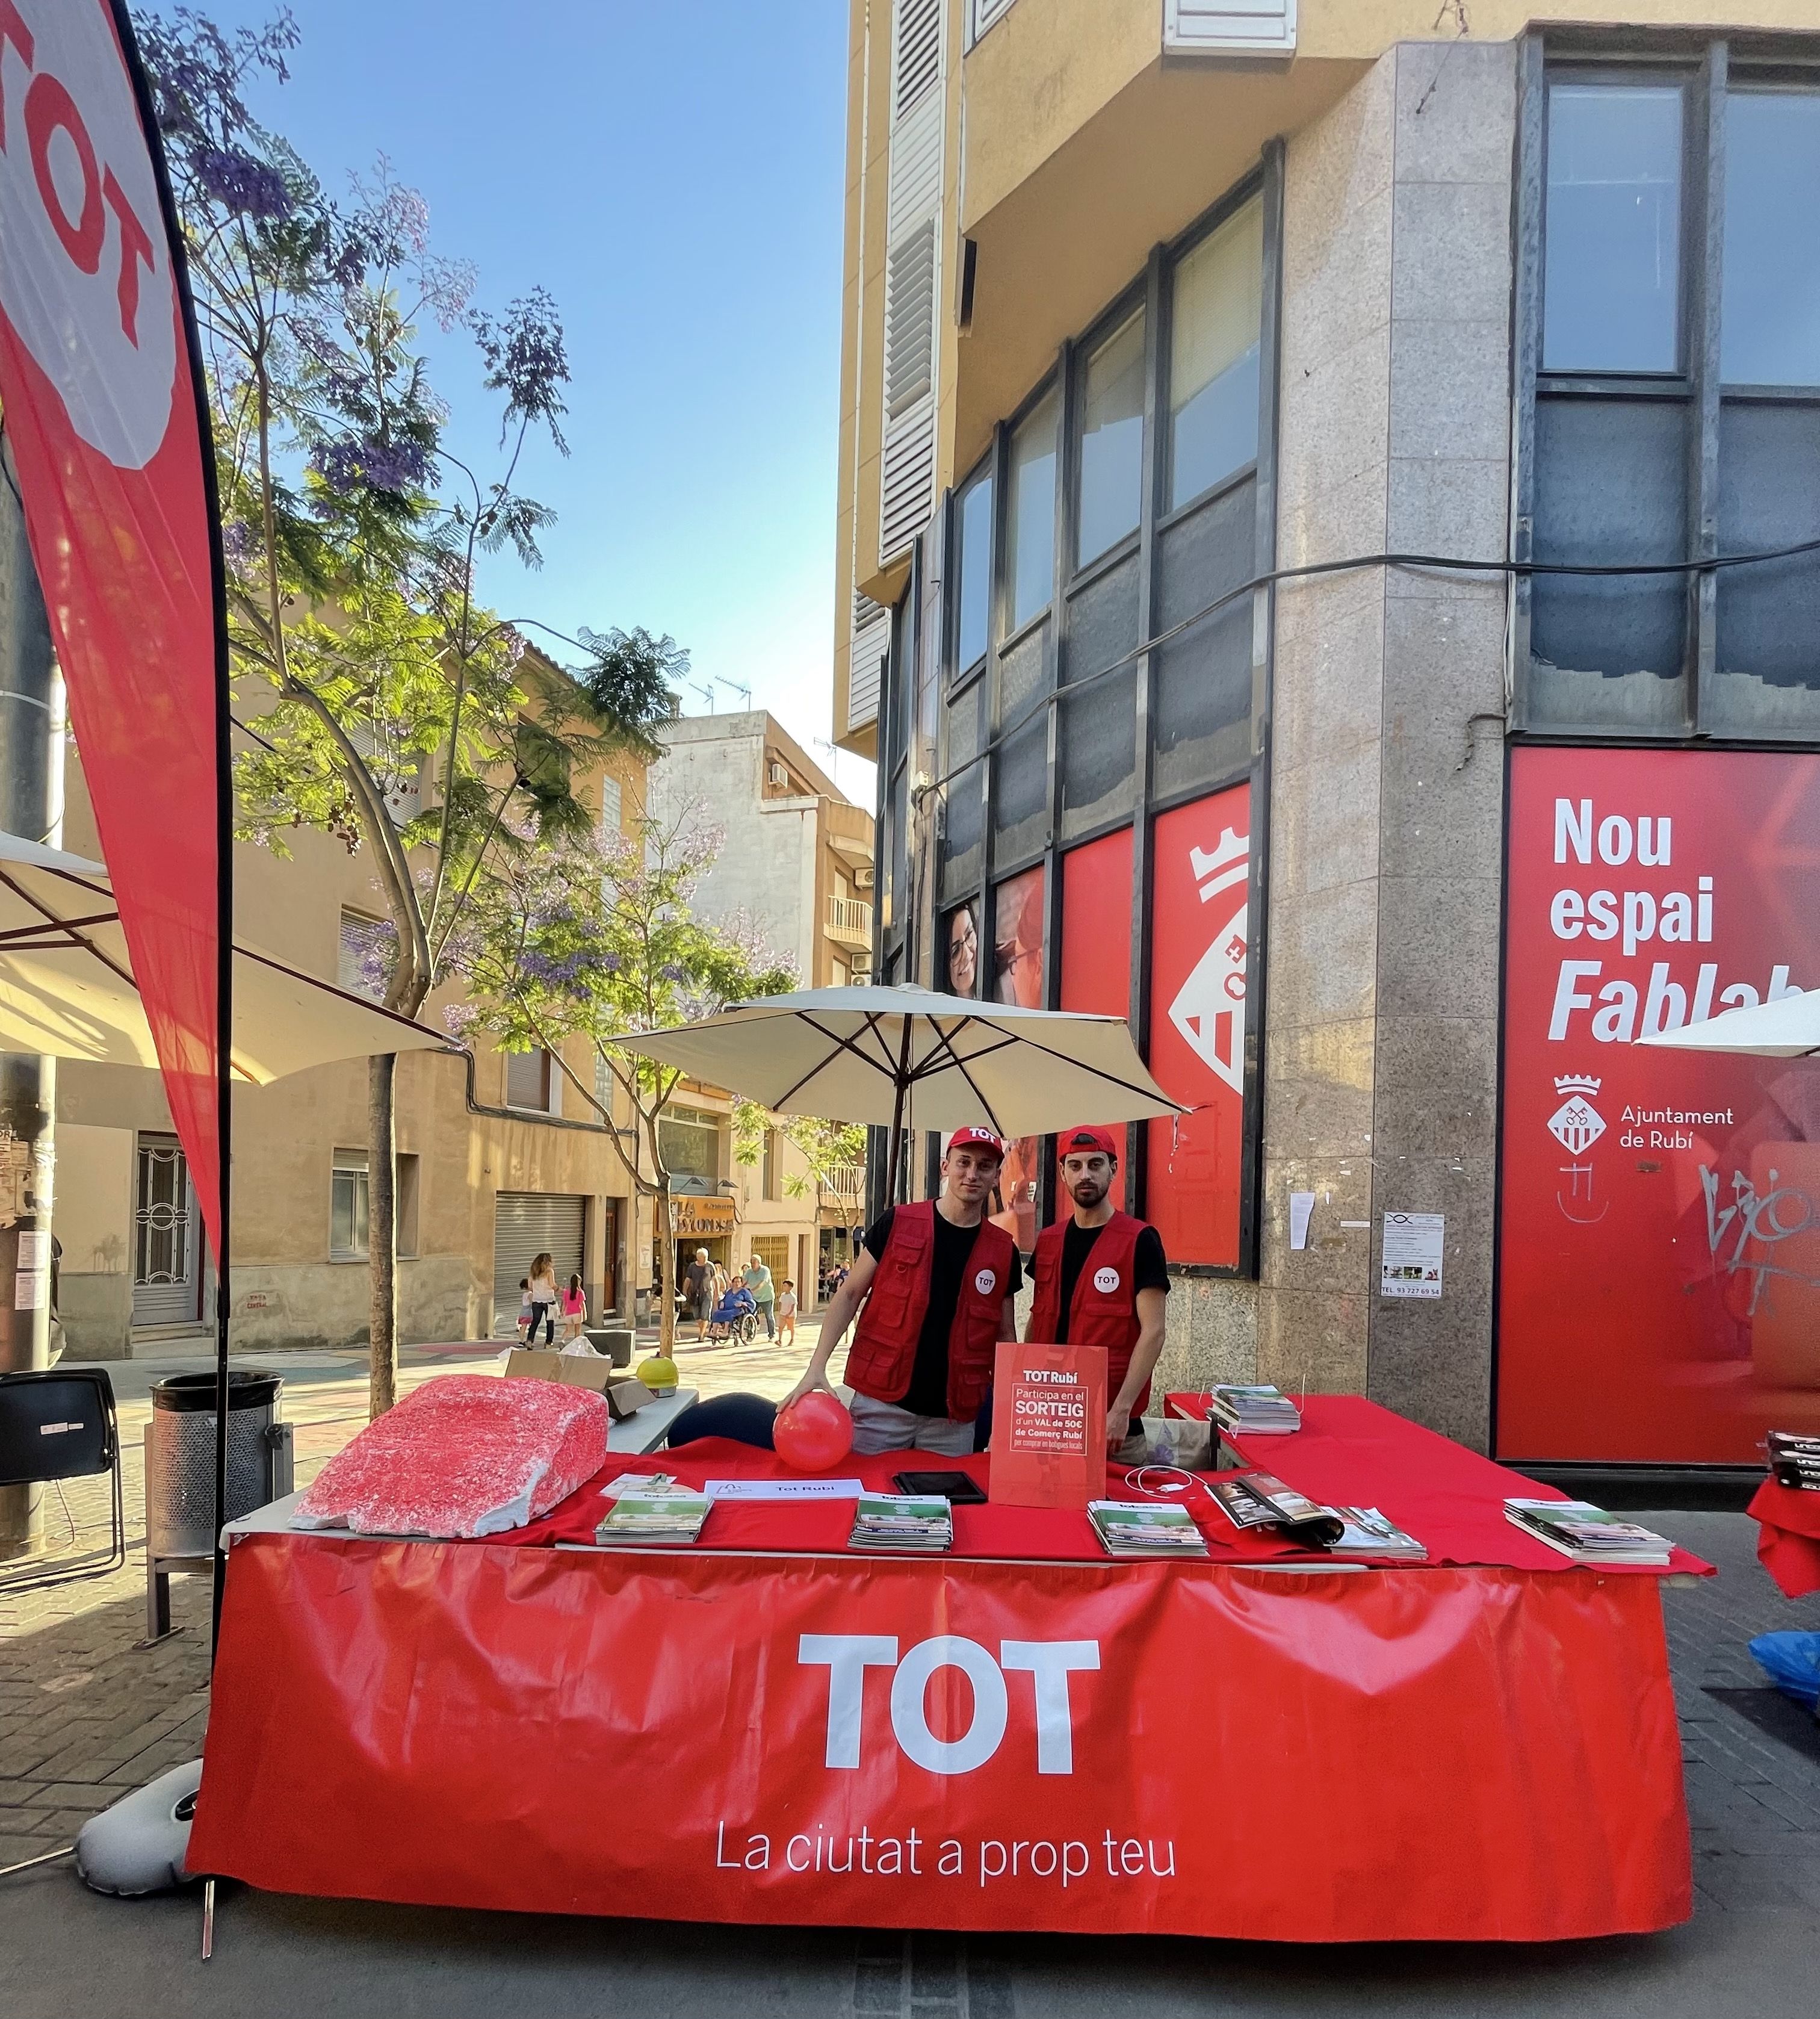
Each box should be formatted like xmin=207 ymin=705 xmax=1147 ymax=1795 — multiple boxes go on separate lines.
xmin=1028 ymin=1211 xmax=1152 ymax=1415
xmin=846 ymin=1200 xmax=1015 ymax=1418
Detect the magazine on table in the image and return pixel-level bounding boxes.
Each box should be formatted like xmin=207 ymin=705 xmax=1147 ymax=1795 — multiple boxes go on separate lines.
xmin=1088 ymin=1500 xmax=1210 ymax=1559
xmin=1503 ymin=1499 xmax=1672 ymax=1566
xmin=848 ymin=1493 xmax=954 ymax=1554
xmin=1323 ymin=1506 xmax=1428 ymax=1561
xmin=595 ymin=1492 xmax=712 ymax=1546
xmin=1767 ymin=1430 xmax=1820 ymax=1492
xmin=1207 ymin=1475 xmax=1283 ymax=1530
xmin=1208 ymin=1385 xmax=1302 ymax=1435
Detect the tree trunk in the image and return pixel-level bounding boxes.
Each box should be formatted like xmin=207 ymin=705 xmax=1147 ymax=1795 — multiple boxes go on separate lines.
xmin=655 ymin=1177 xmax=675 ymax=1359
xmin=368 ymin=1050 xmax=398 ymax=1418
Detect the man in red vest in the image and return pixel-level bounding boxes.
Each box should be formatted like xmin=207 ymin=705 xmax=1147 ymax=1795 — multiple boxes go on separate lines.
xmin=1026 ymin=1125 xmax=1169 ymax=1460
xmin=782 ymin=1127 xmax=1021 ymax=1456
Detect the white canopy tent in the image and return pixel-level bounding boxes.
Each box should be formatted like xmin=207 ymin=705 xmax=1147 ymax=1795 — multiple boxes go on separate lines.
xmin=1636 ymin=990 xmax=1820 ymax=1059
xmin=0 ymin=831 xmax=452 ymax=1080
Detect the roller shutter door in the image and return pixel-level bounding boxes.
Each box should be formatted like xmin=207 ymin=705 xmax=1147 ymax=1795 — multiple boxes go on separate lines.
xmin=492 ymin=1192 xmax=586 ymax=1333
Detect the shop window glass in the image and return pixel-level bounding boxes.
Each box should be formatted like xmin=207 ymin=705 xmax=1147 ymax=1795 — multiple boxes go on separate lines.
xmin=1712 ymin=400 xmax=1820 ymax=733
xmin=1007 ymin=386 xmax=1057 ymax=630
xmin=1077 ymin=309 xmax=1146 ymax=567
xmin=1543 ymin=84 xmax=1682 ymax=374
xmin=1722 ymin=90 xmax=1820 ymax=387
xmin=1168 ymin=197 xmax=1262 ymax=510
xmin=956 ymin=471 xmax=993 ymax=671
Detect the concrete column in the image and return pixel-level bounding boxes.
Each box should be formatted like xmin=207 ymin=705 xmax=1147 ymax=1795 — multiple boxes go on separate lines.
xmin=0 ymin=441 xmax=66 ymax=1558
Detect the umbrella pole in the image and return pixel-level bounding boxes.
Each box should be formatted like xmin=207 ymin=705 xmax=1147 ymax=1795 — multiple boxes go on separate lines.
xmin=884 ymin=1016 xmax=914 ymax=1205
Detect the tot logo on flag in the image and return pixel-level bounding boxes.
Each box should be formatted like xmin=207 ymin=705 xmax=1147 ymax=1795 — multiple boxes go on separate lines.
xmin=0 ymin=0 xmax=177 ymax=468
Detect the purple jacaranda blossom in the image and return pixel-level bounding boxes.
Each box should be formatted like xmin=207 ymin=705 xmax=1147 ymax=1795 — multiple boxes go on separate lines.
xmin=196 ymin=146 xmax=293 ymax=220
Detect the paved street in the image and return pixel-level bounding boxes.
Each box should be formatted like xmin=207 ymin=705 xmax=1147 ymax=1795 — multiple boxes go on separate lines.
xmin=2 ymin=1351 xmax=1816 ymax=2015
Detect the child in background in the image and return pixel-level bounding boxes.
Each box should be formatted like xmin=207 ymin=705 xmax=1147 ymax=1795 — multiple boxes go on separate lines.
xmin=515 ymin=1278 xmax=532 ymax=1342
xmin=776 ymin=1277 xmax=797 ymax=1347
xmin=559 ymin=1271 xmax=588 ymax=1343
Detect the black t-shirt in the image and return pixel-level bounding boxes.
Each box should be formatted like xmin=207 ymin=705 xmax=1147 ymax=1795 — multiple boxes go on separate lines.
xmin=1051 ymin=1220 xmax=1169 ymax=1344
xmin=864 ymin=1208 xmax=1024 ymax=1418
xmin=683 ymin=1261 xmax=710 ymax=1301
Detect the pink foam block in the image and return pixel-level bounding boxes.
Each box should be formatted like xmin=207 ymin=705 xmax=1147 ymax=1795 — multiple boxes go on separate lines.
xmin=294 ymin=1375 xmax=609 ymax=1539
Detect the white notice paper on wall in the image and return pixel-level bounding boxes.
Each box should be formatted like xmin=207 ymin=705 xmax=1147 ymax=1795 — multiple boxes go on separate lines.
xmin=1288 ymin=1191 xmax=1315 ymax=1250
xmin=13 ymin=1268 xmax=45 ymax=1311
xmin=16 ymin=1231 xmax=48 ymax=1271
xmin=1379 ymin=1212 xmax=1444 ymax=1300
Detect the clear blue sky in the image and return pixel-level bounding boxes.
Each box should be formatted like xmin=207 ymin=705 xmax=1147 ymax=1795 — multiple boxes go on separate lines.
xmin=175 ymin=1 xmax=872 ymax=802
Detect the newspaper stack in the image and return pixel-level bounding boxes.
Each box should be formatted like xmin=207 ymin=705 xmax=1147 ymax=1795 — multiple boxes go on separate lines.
xmin=594 ymin=1490 xmax=712 ymax=1546
xmin=1768 ymin=1430 xmax=1820 ymax=1492
xmin=1325 ymin=1506 xmax=1428 ymax=1562
xmin=847 ymin=1493 xmax=954 ymax=1554
xmin=1208 ymin=1385 xmax=1302 ymax=1435
xmin=1088 ymin=1500 xmax=1210 ymax=1559
xmin=1504 ymin=1498 xmax=1672 ymax=1567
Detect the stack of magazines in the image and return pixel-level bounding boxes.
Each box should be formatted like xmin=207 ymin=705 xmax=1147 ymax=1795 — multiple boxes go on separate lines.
xmin=848 ymin=1493 xmax=953 ymax=1553
xmin=1211 ymin=1470 xmax=1344 ymax=1547
xmin=1088 ymin=1500 xmax=1210 ymax=1559
xmin=1504 ymin=1498 xmax=1672 ymax=1566
xmin=1208 ymin=1385 xmax=1302 ymax=1435
xmin=1768 ymin=1430 xmax=1820 ymax=1491
xmin=1325 ymin=1506 xmax=1428 ymax=1561
xmin=594 ymin=1490 xmax=711 ymax=1546
xmin=1207 ymin=1476 xmax=1281 ymax=1530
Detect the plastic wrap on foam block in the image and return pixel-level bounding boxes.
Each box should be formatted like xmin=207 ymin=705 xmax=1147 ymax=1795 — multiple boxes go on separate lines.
xmin=294 ymin=1374 xmax=609 ymax=1538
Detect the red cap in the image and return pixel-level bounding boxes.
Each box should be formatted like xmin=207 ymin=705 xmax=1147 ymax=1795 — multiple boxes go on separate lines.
xmin=946 ymin=1126 xmax=1004 ymax=1159
xmin=1059 ymin=1124 xmax=1118 ymax=1162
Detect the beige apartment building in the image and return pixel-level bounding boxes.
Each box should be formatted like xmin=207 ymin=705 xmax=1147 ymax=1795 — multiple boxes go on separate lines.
xmin=52 ymin=675 xmax=654 ymax=1359
xmin=834 ymin=1 xmax=1820 ymax=1473
xmin=647 ymin=711 xmax=876 ymax=1306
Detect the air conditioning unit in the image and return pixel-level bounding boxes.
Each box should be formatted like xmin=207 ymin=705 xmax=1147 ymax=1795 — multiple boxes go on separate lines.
xmin=769 ymin=762 xmax=789 ymax=787
xmin=855 ymin=866 xmax=875 ymax=889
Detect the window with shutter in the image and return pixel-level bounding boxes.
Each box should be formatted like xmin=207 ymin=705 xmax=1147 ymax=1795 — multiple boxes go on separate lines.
xmin=893 ymin=0 xmax=941 ymax=115
xmin=885 ymin=219 xmax=937 ymax=418
xmin=505 ymin=1048 xmax=561 ymax=1115
xmin=967 ymin=0 xmax=1017 ymax=48
xmin=850 ymin=589 xmax=889 ymax=734
xmin=1164 ymin=0 xmax=1297 ymax=55
xmin=338 ymin=910 xmax=397 ymax=1000
xmin=599 ymin=774 xmax=623 ymax=839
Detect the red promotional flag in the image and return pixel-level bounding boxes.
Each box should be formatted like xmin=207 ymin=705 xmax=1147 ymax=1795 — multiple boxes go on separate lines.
xmin=989 ymin=1340 xmax=1106 ymax=1509
xmin=0 ymin=1 xmax=226 ymax=1253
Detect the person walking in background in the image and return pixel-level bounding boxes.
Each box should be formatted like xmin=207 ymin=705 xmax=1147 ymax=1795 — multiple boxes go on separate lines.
xmin=776 ymin=1277 xmax=797 ymax=1347
xmin=559 ymin=1272 xmax=587 ymax=1343
xmin=743 ymin=1252 xmax=776 ymax=1339
xmin=515 ymin=1278 xmax=531 ymax=1343
xmin=682 ymin=1248 xmax=713 ymax=1343
xmin=525 ymin=1251 xmax=559 ymax=1346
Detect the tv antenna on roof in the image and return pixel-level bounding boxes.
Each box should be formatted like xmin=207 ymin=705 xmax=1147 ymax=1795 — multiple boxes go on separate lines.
xmin=689 ymin=681 xmax=716 ymax=713
xmin=715 ymin=678 xmax=753 ymax=709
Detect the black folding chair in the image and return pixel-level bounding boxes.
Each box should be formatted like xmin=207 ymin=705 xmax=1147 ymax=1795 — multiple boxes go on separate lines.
xmin=0 ymin=1368 xmax=126 ymax=1593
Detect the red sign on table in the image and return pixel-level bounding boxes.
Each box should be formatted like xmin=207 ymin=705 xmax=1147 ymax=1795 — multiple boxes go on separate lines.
xmin=988 ymin=1341 xmax=1106 ymax=1508
xmin=1499 ymin=746 xmax=1820 ymax=1463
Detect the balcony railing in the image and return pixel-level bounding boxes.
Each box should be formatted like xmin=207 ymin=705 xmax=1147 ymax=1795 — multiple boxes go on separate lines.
xmin=826 ymin=1165 xmax=867 ymax=1204
xmin=827 ymin=895 xmax=874 ymax=947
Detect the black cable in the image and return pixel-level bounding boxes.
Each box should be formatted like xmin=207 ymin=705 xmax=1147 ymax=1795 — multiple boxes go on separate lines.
xmin=909 ymin=532 xmax=1820 ymax=808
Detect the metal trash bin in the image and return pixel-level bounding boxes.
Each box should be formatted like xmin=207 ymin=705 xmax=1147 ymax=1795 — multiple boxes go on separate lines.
xmin=143 ymin=1371 xmax=293 ymax=1642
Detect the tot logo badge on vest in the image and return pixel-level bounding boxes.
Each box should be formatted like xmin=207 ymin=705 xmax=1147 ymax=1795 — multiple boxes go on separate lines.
xmin=974 ymin=1268 xmax=997 ymax=1296
xmin=1092 ymin=1267 xmax=1121 ymax=1294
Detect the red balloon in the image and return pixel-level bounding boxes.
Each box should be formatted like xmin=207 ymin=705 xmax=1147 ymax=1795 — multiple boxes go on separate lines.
xmin=774 ymin=1392 xmax=854 ymax=1470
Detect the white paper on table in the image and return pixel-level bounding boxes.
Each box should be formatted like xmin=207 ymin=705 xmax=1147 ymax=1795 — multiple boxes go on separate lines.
xmin=705 ymin=1477 xmax=867 ymax=1501
xmin=1379 ymin=1211 xmax=1444 ymax=1300
xmin=1288 ymin=1191 xmax=1316 ymax=1250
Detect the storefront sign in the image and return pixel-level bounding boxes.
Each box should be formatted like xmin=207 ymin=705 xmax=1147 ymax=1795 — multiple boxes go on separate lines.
xmin=1145 ymin=784 xmax=1251 ymax=1267
xmin=673 ymin=1196 xmax=735 ymax=1239
xmin=1499 ymin=747 xmax=1820 ymax=1462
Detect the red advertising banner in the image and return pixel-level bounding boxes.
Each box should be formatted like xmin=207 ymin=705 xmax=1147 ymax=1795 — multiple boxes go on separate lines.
xmin=1060 ymin=828 xmax=1132 ymax=1208
xmin=191 ymin=1534 xmax=1692 ymax=1941
xmin=1145 ymin=784 xmax=1250 ymax=1267
xmin=0 ymin=1 xmax=224 ymax=1251
xmin=988 ymin=1339 xmax=1106 ymax=1507
xmin=1499 ymin=747 xmax=1820 ymax=1463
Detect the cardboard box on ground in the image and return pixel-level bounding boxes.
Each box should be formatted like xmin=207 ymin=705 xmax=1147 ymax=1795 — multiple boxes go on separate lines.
xmin=503 ymin=1349 xmax=651 ymax=1419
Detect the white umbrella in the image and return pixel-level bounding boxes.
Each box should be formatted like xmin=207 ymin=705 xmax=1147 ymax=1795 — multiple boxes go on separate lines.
xmin=0 ymin=831 xmax=453 ymax=1081
xmin=621 ymin=984 xmax=1187 ymax=1196
xmin=1636 ymin=990 xmax=1820 ymax=1058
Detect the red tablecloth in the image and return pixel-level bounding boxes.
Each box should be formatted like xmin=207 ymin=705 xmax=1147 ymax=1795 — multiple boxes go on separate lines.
xmin=1163 ymin=1394 xmax=1712 ymax=1577
xmin=187 ymin=1399 xmax=1699 ymax=1941
xmin=1747 ymin=1477 xmax=1820 ymax=1598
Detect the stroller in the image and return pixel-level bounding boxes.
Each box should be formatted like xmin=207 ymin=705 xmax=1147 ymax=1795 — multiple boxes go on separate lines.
xmin=705 ymin=1282 xmax=760 ymax=1345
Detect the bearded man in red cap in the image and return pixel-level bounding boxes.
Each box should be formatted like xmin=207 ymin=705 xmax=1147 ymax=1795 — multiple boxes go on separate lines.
xmin=782 ymin=1127 xmax=1021 ymax=1455
xmin=1026 ymin=1126 xmax=1170 ymax=1461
